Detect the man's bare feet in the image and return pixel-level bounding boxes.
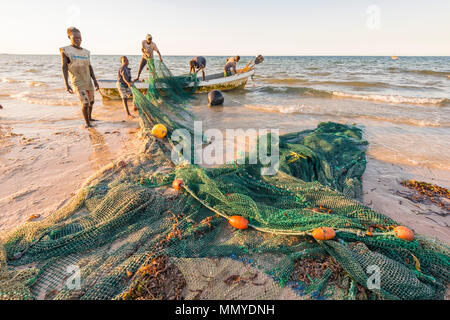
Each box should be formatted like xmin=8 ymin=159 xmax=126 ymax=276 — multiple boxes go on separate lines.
xmin=90 ymin=118 xmax=99 ymax=122
xmin=82 ymin=123 xmax=95 ymax=129
xmin=133 ymin=78 xmax=139 ymax=82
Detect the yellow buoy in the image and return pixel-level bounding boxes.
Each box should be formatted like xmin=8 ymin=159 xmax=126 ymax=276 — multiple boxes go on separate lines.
xmin=151 ymin=124 xmax=167 ymax=139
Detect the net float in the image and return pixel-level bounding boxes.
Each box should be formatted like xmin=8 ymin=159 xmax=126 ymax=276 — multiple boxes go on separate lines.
xmin=151 ymin=124 xmax=167 ymax=139
xmin=312 ymin=227 xmax=336 ymax=241
xmin=172 ymin=179 xmax=184 ymax=191
xmin=229 ymin=216 xmax=249 ymax=230
xmin=393 ymin=226 xmax=414 ymax=242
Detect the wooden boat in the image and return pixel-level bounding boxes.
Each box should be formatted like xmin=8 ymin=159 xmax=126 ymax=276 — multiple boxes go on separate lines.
xmin=98 ymin=68 xmax=255 ymax=100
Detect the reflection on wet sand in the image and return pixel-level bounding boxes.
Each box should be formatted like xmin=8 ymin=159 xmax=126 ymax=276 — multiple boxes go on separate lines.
xmin=87 ymin=128 xmax=114 ymax=170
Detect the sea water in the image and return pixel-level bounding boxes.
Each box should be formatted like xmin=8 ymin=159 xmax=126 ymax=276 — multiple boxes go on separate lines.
xmin=0 ymin=55 xmax=449 ymax=177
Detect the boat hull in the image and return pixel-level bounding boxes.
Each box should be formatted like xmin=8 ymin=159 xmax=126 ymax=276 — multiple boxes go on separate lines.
xmin=98 ymin=69 xmax=254 ymax=100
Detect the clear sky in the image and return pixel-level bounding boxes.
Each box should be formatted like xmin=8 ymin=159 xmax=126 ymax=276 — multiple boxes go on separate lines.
xmin=1 ymin=0 xmax=449 ymax=56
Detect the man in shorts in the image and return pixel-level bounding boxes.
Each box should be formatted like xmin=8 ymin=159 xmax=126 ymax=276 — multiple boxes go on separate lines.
xmin=134 ymin=34 xmax=163 ymax=82
xmin=60 ymin=27 xmax=99 ymax=128
xmin=116 ymin=56 xmax=136 ymax=118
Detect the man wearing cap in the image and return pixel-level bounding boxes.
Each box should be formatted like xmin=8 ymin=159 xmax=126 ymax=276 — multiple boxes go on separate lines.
xmin=60 ymin=27 xmax=99 ymax=128
xmin=189 ymin=56 xmax=207 ymax=81
xmin=135 ymin=34 xmax=163 ymax=82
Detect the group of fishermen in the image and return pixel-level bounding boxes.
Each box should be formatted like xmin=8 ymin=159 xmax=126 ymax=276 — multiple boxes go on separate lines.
xmin=60 ymin=28 xmax=241 ymax=127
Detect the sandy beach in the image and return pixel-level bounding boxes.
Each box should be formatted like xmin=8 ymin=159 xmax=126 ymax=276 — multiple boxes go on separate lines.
xmin=0 ymin=99 xmax=141 ymax=231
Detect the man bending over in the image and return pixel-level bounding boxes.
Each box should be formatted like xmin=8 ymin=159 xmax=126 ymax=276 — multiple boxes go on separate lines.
xmin=189 ymin=56 xmax=207 ymax=80
xmin=224 ymin=55 xmax=240 ymax=76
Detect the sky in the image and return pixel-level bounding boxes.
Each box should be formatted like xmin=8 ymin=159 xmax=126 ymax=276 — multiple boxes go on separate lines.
xmin=1 ymin=0 xmax=449 ymax=56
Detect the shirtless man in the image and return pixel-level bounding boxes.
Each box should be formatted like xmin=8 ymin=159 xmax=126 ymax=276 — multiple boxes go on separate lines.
xmin=224 ymin=56 xmax=240 ymax=76
xmin=134 ymin=34 xmax=163 ymax=82
xmin=60 ymin=27 xmax=99 ymax=128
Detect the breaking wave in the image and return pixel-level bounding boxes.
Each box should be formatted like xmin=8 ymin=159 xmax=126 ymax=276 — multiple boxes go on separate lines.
xmin=331 ymin=92 xmax=449 ymax=106
xmin=10 ymin=92 xmax=78 ymax=106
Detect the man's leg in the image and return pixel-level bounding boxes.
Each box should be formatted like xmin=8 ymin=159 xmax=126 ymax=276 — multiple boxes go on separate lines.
xmin=76 ymin=89 xmax=93 ymax=128
xmin=82 ymin=103 xmax=91 ymax=128
xmin=122 ymin=97 xmax=133 ymax=117
xmin=88 ymin=90 xmax=97 ymax=121
xmin=135 ymin=57 xmax=147 ymax=81
xmin=88 ymin=102 xmax=96 ymax=121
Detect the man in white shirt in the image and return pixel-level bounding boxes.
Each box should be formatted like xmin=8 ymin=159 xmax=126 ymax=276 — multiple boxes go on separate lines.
xmin=60 ymin=27 xmax=99 ymax=128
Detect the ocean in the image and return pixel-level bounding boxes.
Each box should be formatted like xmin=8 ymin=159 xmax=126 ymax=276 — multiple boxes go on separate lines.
xmin=1 ymin=54 xmax=449 ymax=174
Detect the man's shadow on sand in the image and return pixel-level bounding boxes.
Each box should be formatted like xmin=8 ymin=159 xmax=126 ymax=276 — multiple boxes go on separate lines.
xmin=87 ymin=127 xmax=114 ymax=170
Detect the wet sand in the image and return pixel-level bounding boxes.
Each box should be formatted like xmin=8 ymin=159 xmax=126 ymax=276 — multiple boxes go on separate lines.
xmin=0 ymin=100 xmax=141 ymax=231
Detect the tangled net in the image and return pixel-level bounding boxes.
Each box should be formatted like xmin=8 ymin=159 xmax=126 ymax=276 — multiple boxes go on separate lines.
xmin=0 ymin=59 xmax=448 ymax=300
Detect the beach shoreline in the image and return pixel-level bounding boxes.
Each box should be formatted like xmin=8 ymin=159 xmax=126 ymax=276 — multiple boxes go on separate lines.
xmin=1 ymin=107 xmax=448 ymax=244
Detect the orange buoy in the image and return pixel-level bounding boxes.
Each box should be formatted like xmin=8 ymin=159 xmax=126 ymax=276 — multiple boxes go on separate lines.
xmin=394 ymin=226 xmax=414 ymax=242
xmin=27 ymin=214 xmax=41 ymax=222
xmin=172 ymin=179 xmax=184 ymax=191
xmin=229 ymin=216 xmax=249 ymax=230
xmin=312 ymin=227 xmax=336 ymax=241
xmin=151 ymin=124 xmax=167 ymax=139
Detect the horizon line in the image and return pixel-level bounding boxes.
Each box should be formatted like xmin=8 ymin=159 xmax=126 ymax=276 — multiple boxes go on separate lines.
xmin=1 ymin=53 xmax=450 ymax=57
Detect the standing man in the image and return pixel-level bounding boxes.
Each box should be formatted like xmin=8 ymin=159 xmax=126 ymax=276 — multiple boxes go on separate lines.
xmin=116 ymin=56 xmax=136 ymax=119
xmin=189 ymin=56 xmax=207 ymax=80
xmin=135 ymin=34 xmax=163 ymax=82
xmin=60 ymin=27 xmax=99 ymax=128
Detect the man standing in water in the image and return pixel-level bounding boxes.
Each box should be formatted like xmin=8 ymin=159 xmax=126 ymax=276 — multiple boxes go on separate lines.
xmin=134 ymin=34 xmax=163 ymax=82
xmin=60 ymin=27 xmax=99 ymax=128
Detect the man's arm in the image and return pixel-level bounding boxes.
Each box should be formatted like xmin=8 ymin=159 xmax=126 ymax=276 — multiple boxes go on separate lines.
xmin=89 ymin=65 xmax=99 ymax=90
xmin=156 ymin=49 xmax=163 ymax=62
xmin=153 ymin=44 xmax=162 ymax=62
xmin=232 ymin=63 xmax=237 ymax=74
xmin=60 ymin=50 xmax=73 ymax=94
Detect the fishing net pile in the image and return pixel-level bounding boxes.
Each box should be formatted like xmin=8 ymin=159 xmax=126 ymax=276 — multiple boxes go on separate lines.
xmin=0 ymin=59 xmax=449 ymax=300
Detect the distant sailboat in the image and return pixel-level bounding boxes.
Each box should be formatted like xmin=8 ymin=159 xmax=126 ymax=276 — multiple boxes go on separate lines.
xmin=391 ymin=56 xmax=399 ymax=60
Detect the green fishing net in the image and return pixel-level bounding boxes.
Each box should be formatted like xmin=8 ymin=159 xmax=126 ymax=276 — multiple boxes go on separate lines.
xmin=0 ymin=59 xmax=449 ymax=300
